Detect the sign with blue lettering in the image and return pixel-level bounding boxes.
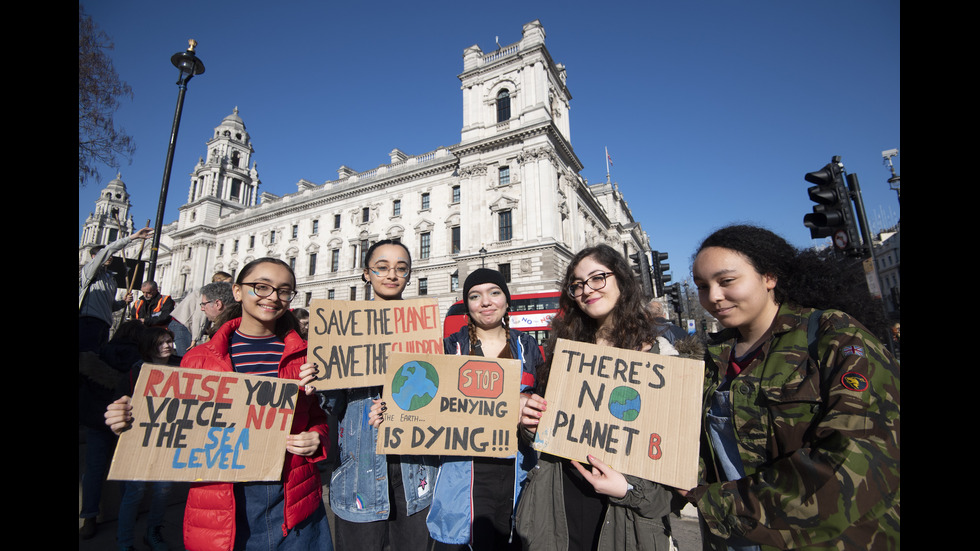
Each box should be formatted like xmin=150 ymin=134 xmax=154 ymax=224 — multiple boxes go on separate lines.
xmin=107 ymin=364 xmax=298 ymax=482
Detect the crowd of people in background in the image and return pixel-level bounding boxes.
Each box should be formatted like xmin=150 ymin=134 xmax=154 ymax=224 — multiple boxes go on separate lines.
xmin=81 ymin=223 xmax=900 ymax=551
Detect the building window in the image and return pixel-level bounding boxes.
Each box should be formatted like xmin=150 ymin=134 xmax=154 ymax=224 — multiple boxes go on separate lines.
xmin=331 ymin=249 xmax=340 ymax=272
xmin=499 ymin=210 xmax=512 ymax=241
xmin=350 ymin=286 xmax=357 ymax=300
xmin=334 ymin=214 xmax=341 ymax=230
xmin=233 ymin=239 xmax=239 ymax=253
xmin=497 ymin=89 xmax=511 ymax=122
xmin=312 ymin=220 xmax=319 ymax=234
xmin=292 ymin=225 xmax=298 ymax=239
xmin=420 ymin=232 xmax=431 ymax=260
xmin=230 ymin=179 xmax=242 ymax=200
xmin=362 ymin=207 xmax=370 ymax=224
xmin=289 ymin=257 xmax=296 ymax=271
xmin=499 ymin=166 xmax=510 ymax=186
xmin=219 ymin=243 xmax=224 ymax=256
xmin=308 ymin=252 xmax=317 ymax=276
xmin=452 ymin=185 xmax=460 ymax=203
xmin=328 ymin=289 xmax=335 ymax=300
xmin=421 ymin=192 xmax=430 ymax=210
xmin=249 ymin=235 xmax=255 ymax=249
xmin=450 ymin=271 xmax=459 ymax=292
xmin=269 ymin=230 xmax=276 ymax=244
xmin=498 ymin=263 xmax=511 ymax=283
xmin=451 ymin=226 xmax=461 ymax=254
xmin=360 ymin=239 xmax=370 ymax=267
xmin=393 ymin=199 xmax=401 ymax=217
xmin=419 ymin=278 xmax=428 ymax=296
xmin=304 ymin=292 xmax=312 ymax=307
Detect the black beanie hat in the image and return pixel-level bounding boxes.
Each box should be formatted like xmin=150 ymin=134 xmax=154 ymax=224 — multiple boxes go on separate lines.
xmin=463 ymin=268 xmax=511 ymax=304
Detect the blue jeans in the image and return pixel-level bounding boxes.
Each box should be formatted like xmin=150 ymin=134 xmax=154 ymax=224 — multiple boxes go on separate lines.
xmin=117 ymin=481 xmax=172 ymax=547
xmin=80 ymin=427 xmax=116 ymax=519
xmin=235 ymin=482 xmax=334 ymax=551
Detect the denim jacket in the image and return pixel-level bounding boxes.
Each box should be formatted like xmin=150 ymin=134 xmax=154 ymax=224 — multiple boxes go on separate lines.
xmin=426 ymin=327 xmax=543 ymax=545
xmin=322 ymin=386 xmax=439 ymax=523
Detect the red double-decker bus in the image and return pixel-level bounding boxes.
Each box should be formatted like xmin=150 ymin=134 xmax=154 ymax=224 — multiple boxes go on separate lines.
xmin=443 ymin=290 xmax=561 ymax=358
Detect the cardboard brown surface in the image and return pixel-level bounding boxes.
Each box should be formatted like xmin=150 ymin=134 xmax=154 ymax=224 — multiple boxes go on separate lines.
xmin=377 ymin=352 xmax=522 ymax=457
xmin=532 ymin=339 xmax=704 ymax=489
xmin=108 ymin=364 xmax=298 ymax=482
xmin=306 ymin=298 xmax=443 ymax=390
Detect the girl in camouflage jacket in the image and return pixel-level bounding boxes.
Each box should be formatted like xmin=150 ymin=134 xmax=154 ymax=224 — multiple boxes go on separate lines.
xmin=684 ymin=225 xmax=900 ymax=550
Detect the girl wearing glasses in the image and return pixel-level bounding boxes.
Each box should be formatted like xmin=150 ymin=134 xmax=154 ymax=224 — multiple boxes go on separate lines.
xmin=516 ymin=244 xmax=677 ymax=551
xmin=107 ymin=257 xmax=333 ymax=551
xmin=680 ymin=225 xmax=900 ymax=549
xmin=427 ymin=268 xmax=543 ymax=551
xmin=301 ymin=240 xmax=438 ymax=551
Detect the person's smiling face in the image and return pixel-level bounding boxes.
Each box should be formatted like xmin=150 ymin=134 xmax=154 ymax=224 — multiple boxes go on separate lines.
xmin=571 ymin=255 xmax=620 ymax=327
xmin=467 ymin=283 xmax=508 ymax=329
xmin=692 ymin=246 xmax=779 ymax=340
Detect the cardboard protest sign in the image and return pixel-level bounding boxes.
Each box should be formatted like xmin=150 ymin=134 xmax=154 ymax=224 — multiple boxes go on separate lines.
xmin=306 ymin=298 xmax=443 ymax=390
xmin=108 ymin=364 xmax=298 ymax=482
xmin=377 ymin=352 xmax=521 ymax=458
xmin=532 ymin=339 xmax=704 ymax=489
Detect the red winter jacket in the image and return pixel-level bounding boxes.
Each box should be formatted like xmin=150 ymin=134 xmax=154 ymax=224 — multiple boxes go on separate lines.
xmin=179 ymin=318 xmax=328 ymax=551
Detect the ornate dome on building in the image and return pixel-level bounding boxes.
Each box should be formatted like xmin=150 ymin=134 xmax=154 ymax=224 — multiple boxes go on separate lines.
xmin=80 ymin=20 xmax=655 ymax=317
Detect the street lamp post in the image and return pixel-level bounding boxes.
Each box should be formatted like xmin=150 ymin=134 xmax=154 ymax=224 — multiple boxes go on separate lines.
xmin=146 ymin=39 xmax=205 ymax=282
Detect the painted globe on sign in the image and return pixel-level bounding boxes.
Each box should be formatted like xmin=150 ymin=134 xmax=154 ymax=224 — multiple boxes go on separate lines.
xmin=391 ymin=360 xmax=440 ymax=411
xmin=607 ymin=386 xmax=641 ymax=422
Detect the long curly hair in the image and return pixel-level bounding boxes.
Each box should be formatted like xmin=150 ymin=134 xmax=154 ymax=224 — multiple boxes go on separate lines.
xmin=694 ymin=224 xmax=890 ymax=340
xmin=538 ymin=244 xmax=662 ymax=393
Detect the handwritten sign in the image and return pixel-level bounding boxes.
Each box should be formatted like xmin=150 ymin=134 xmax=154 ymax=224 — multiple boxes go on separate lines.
xmin=377 ymin=352 xmax=521 ymax=458
xmin=306 ymin=298 xmax=443 ymax=390
xmin=107 ymin=364 xmax=298 ymax=482
xmin=532 ymin=339 xmax=704 ymax=489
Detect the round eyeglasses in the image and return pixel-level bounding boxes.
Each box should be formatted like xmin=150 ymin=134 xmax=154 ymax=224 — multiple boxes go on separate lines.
xmin=566 ymin=272 xmax=615 ymax=298
xmin=240 ymin=282 xmax=297 ymax=302
xmin=368 ymin=265 xmax=411 ymax=278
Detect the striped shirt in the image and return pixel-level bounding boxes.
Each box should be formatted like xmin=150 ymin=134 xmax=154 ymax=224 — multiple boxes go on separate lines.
xmin=230 ymin=330 xmax=285 ymax=377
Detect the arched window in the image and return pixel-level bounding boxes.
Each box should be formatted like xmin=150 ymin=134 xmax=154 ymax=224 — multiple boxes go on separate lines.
xmin=496 ymin=89 xmax=511 ymax=122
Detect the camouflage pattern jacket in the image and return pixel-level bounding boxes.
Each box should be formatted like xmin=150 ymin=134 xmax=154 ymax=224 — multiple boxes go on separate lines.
xmin=689 ymin=304 xmax=900 ymax=550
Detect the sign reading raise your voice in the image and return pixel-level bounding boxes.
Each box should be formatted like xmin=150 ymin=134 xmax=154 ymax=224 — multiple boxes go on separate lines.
xmin=306 ymin=298 xmax=443 ymax=390
xmin=377 ymin=352 xmax=522 ymax=458
xmin=108 ymin=364 xmax=299 ymax=482
xmin=533 ymin=339 xmax=704 ymax=489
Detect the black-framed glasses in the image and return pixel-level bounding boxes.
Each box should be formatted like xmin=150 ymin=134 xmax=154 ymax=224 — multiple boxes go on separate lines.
xmin=368 ymin=264 xmax=411 ymax=278
xmin=199 ymin=300 xmax=214 ymax=308
xmin=240 ymin=282 xmax=297 ymax=302
xmin=567 ymin=272 xmax=615 ymax=298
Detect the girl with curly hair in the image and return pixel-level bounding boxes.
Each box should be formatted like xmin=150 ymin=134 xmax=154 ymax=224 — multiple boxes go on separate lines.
xmin=517 ymin=244 xmax=675 ymax=551
xmin=681 ymin=224 xmax=900 ymax=550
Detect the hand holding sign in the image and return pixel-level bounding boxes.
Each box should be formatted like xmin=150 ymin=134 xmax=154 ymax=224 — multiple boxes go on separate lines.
xmin=532 ymin=339 xmax=704 ymax=489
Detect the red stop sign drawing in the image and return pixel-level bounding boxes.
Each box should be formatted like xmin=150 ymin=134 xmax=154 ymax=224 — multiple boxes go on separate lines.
xmin=458 ymin=360 xmax=505 ymax=399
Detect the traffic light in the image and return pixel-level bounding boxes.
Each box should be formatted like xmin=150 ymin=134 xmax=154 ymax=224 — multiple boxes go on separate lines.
xmin=803 ymin=156 xmax=862 ymax=255
xmin=666 ymin=283 xmax=682 ymax=315
xmin=629 ymin=251 xmax=653 ymax=298
xmin=651 ymin=251 xmax=670 ymax=296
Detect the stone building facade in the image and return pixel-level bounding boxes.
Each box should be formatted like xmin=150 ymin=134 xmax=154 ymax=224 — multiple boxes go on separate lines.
xmin=80 ymin=20 xmax=654 ymax=317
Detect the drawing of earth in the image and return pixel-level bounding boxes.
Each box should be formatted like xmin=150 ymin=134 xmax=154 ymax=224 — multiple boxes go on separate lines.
xmin=391 ymin=360 xmax=440 ymax=411
xmin=607 ymin=386 xmax=641 ymax=422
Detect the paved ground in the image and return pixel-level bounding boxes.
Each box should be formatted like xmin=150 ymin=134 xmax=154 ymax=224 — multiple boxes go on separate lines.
xmin=80 ymin=426 xmax=701 ymax=550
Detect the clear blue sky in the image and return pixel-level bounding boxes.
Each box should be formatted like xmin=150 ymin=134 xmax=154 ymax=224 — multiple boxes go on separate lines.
xmin=79 ymin=0 xmax=900 ymax=285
